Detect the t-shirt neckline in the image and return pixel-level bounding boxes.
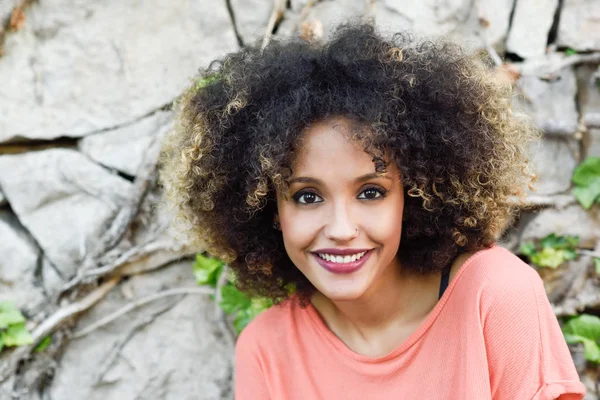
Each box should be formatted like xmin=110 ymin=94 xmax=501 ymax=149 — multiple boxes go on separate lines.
xmin=304 ymin=247 xmax=493 ymax=364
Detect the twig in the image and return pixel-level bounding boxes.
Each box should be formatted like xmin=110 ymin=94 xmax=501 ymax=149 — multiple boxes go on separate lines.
xmin=261 ymin=0 xmax=286 ymax=49
xmin=579 ymin=249 xmax=600 ymax=259
xmin=73 ymin=287 xmax=213 ymax=338
xmin=0 ymin=277 xmax=120 ymax=382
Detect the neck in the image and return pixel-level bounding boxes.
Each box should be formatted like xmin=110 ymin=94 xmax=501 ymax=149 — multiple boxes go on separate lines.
xmin=311 ymin=260 xmax=440 ymax=339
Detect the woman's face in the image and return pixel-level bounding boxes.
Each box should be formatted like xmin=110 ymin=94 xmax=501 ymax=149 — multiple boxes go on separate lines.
xmin=276 ymin=117 xmax=405 ymax=301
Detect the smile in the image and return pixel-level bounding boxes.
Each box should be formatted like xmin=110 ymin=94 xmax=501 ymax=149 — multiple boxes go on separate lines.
xmin=311 ymin=249 xmax=373 ymax=274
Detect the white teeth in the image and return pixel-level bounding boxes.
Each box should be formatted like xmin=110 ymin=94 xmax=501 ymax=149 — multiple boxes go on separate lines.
xmin=317 ymin=251 xmax=368 ymax=263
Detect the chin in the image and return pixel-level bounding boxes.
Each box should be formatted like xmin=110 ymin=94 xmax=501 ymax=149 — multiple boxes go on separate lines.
xmin=317 ymin=282 xmax=369 ymax=302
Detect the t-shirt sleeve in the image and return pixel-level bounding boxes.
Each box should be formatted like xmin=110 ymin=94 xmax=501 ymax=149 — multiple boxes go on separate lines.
xmin=481 ymin=256 xmax=586 ymax=400
xmin=234 ymin=322 xmax=271 ymax=400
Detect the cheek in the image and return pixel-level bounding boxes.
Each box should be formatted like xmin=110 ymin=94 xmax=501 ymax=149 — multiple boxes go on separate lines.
xmin=277 ymin=203 xmax=319 ymax=257
xmin=364 ymin=196 xmax=404 ymax=247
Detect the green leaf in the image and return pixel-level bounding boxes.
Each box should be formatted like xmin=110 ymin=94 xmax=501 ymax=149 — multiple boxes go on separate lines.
xmin=573 ymin=157 xmax=600 ymax=186
xmin=1 ymin=323 xmax=33 ymax=347
xmin=531 ymin=247 xmax=571 ymax=268
xmin=219 ymin=285 xmax=251 ymax=315
xmin=563 ymin=314 xmax=600 ymax=342
xmin=520 ymin=242 xmax=536 ymax=257
xmin=573 ymin=180 xmax=600 ymax=209
xmin=193 ymin=254 xmax=224 ymax=287
xmin=232 ymin=298 xmax=273 ymax=334
xmin=540 ymin=233 xmax=560 ymax=249
xmin=594 ymin=258 xmax=600 ymax=275
xmin=34 ymin=335 xmax=52 ymax=353
xmin=565 ymin=48 xmax=577 ymax=56
xmin=0 ymin=301 xmax=26 ymax=329
xmin=564 ymin=334 xmax=600 ymax=362
xmin=195 ymin=73 xmax=221 ymax=90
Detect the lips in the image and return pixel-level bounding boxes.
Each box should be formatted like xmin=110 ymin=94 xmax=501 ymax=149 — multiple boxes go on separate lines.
xmin=311 ymin=249 xmax=373 ymax=274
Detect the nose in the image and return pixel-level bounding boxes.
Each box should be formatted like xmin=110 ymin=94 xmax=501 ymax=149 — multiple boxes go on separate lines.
xmin=323 ymin=201 xmax=359 ymax=243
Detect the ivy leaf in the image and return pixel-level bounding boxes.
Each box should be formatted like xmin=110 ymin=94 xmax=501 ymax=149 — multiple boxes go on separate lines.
xmin=530 ymin=247 xmax=573 ymax=268
xmin=1 ymin=323 xmax=33 ymax=347
xmin=232 ymin=298 xmax=273 ymax=334
xmin=0 ymin=301 xmax=26 ymax=329
xmin=594 ymin=258 xmax=600 ymax=275
xmin=193 ymin=254 xmax=224 ymax=287
xmin=564 ymin=333 xmax=600 ymax=362
xmin=220 ymin=285 xmax=252 ymax=315
xmin=520 ymin=242 xmax=536 ymax=257
xmin=563 ymin=314 xmax=600 ymax=342
xmin=573 ymin=180 xmax=600 ymax=209
xmin=573 ymin=157 xmax=600 ymax=186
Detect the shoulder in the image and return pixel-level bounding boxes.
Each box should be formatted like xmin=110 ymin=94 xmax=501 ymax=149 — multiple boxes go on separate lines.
xmin=456 ymin=244 xmax=542 ymax=298
xmin=235 ymin=297 xmax=304 ymax=356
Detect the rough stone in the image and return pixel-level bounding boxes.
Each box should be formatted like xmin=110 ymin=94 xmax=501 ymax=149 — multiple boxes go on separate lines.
xmin=506 ymin=0 xmax=558 ymax=58
xmin=0 ymin=149 xmax=132 ymax=279
xmin=78 ymin=111 xmax=173 ymax=176
xmin=577 ymin=64 xmax=600 ymax=129
xmin=48 ymin=261 xmax=234 ymax=400
xmin=0 ymin=210 xmax=45 ymax=314
xmin=375 ymin=0 xmax=483 ymax=48
xmin=278 ymin=0 xmax=366 ymax=41
xmin=520 ymin=204 xmax=600 ymax=248
xmin=514 ymin=66 xmax=579 ymax=136
xmin=0 ymin=0 xmax=238 ymax=143
xmin=557 ymin=0 xmax=600 ymax=51
xmin=474 ymin=0 xmax=514 ymax=50
xmin=230 ymin=0 xmax=271 ymax=46
xmin=588 ymin=128 xmax=600 ymax=158
xmin=528 ymin=138 xmax=578 ymax=196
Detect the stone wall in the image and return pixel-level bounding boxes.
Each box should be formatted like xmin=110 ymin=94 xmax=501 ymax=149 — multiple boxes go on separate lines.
xmin=0 ymin=0 xmax=599 ymax=399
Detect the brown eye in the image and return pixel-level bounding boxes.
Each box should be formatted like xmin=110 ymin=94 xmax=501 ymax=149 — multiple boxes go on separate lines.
xmin=358 ymin=187 xmax=387 ymax=200
xmin=293 ymin=191 xmax=323 ymax=204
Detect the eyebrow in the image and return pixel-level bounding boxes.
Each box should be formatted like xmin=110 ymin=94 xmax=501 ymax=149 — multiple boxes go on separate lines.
xmin=288 ymin=173 xmax=392 ymax=185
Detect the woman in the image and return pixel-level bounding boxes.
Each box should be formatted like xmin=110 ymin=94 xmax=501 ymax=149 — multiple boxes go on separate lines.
xmin=161 ymin=23 xmax=585 ymax=399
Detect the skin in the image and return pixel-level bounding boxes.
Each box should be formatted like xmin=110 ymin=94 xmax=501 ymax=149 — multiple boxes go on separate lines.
xmin=275 ymin=117 xmax=470 ymax=357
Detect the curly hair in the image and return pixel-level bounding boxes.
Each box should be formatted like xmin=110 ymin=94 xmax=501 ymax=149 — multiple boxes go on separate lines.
xmin=160 ymin=23 xmax=537 ymax=304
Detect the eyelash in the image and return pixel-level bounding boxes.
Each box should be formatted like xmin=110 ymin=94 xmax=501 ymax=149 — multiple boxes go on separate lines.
xmin=292 ymin=186 xmax=388 ymax=205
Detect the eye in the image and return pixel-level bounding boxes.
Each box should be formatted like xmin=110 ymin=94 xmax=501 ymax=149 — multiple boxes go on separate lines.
xmin=292 ymin=190 xmax=323 ymax=204
xmin=357 ymin=186 xmax=387 ymax=200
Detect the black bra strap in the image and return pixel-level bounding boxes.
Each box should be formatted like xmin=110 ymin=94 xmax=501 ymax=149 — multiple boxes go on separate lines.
xmin=438 ymin=265 xmax=451 ymax=300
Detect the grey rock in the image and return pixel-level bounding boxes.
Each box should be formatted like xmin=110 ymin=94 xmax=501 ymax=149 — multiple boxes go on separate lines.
xmin=0 ymin=188 xmax=6 ymax=207
xmin=78 ymin=111 xmax=173 ymax=177
xmin=520 ymin=204 xmax=600 ymax=248
xmin=471 ymin=0 xmax=514 ymax=50
xmin=588 ymin=128 xmax=600 ymax=158
xmin=230 ymin=0 xmax=271 ymax=45
xmin=0 ymin=210 xmax=45 ymax=313
xmin=278 ymin=0 xmax=366 ymax=41
xmin=0 ymin=0 xmax=237 ymax=143
xmin=557 ymin=0 xmax=600 ymax=51
xmin=514 ymin=67 xmax=579 ymax=136
xmin=528 ymin=138 xmax=578 ymax=196
xmin=48 ymin=261 xmax=234 ymax=400
xmin=577 ymin=64 xmax=600 ymax=128
xmin=0 ymin=149 xmax=131 ymax=278
xmin=506 ymin=0 xmax=558 ymax=58
xmin=376 ymin=0 xmax=483 ymax=49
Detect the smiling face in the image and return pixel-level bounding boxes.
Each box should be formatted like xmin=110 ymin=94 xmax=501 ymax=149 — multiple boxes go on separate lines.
xmin=275 ymin=117 xmax=405 ymax=301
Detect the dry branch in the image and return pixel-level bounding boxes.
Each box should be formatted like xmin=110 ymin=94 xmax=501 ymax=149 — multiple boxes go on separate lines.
xmin=0 ymin=277 xmax=120 ymax=383
xmin=261 ymin=0 xmax=286 ymax=49
xmin=73 ymin=286 xmax=213 ymax=338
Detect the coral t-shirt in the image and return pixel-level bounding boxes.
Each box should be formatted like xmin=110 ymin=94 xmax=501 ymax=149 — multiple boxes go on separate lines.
xmin=235 ymin=246 xmax=586 ymax=399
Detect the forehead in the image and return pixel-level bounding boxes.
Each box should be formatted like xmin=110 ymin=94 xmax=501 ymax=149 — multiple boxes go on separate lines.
xmin=293 ymin=117 xmax=374 ymax=171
